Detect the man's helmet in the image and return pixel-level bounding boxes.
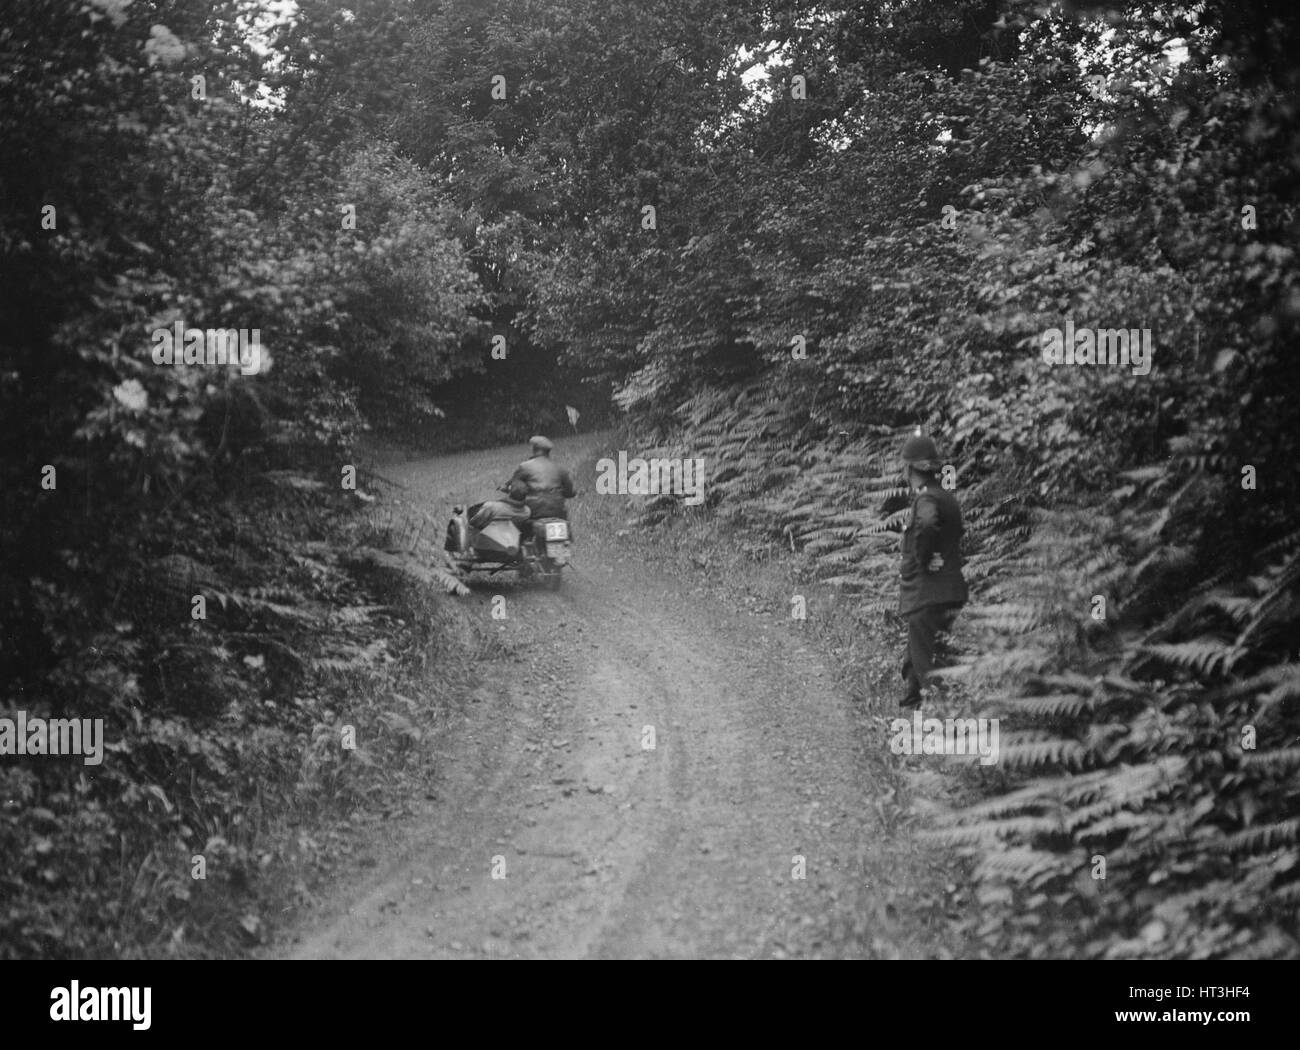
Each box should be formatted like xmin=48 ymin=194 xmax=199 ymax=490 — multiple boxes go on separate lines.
xmin=901 ymin=432 xmax=940 ymax=473
xmin=508 ymin=479 xmax=528 ymax=502
xmin=529 ymin=434 xmax=553 ymax=454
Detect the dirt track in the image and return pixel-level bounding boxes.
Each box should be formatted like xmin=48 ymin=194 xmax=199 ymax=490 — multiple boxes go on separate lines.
xmin=277 ymin=435 xmax=919 ymax=959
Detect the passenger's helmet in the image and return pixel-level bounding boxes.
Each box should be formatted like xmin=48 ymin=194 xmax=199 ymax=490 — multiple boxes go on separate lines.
xmin=529 ymin=434 xmax=553 ymax=454
xmin=900 ymin=432 xmax=940 ymax=473
xmin=508 ymin=479 xmax=529 ymax=501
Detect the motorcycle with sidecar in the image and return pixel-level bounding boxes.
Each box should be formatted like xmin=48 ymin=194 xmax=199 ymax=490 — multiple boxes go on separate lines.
xmin=444 ymin=485 xmax=571 ymax=589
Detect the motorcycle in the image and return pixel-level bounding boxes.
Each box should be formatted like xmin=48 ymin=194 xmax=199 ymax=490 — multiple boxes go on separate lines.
xmin=444 ymin=485 xmax=572 ymax=589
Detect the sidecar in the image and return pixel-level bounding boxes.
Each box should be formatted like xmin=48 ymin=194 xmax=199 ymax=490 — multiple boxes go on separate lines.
xmin=445 ymin=501 xmax=529 ymax=574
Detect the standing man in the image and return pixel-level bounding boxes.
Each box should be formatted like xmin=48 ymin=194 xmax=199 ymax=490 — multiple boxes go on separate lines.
xmin=509 ymin=435 xmax=576 ymax=540
xmin=898 ymin=432 xmax=968 ymax=708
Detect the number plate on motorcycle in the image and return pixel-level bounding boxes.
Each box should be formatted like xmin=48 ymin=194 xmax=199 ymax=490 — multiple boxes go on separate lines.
xmin=544 ymin=521 xmax=569 ymax=541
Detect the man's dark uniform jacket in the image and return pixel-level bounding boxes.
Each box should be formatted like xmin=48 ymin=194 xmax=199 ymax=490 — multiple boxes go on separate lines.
xmin=899 ymin=483 xmax=969 ymax=615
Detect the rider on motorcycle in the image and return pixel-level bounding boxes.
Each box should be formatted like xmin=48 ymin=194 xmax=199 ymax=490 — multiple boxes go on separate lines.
xmin=509 ymin=435 xmax=575 ymax=541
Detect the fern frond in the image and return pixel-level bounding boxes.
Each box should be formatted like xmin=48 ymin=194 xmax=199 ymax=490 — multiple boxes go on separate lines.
xmin=1139 ymin=639 xmax=1239 ymax=677
xmin=974 ymin=847 xmax=1073 ymax=887
xmin=998 ymin=735 xmax=1088 ymax=771
xmin=1219 ymin=820 xmax=1300 ymax=855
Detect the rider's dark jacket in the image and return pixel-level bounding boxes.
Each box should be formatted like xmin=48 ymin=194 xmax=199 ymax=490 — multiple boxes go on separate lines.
xmin=510 ymin=454 xmax=575 ymax=519
xmin=899 ymin=483 xmax=969 ymax=616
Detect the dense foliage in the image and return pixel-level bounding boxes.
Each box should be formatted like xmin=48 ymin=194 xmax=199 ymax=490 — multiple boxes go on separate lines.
xmin=2 ymin=0 xmax=1296 ymax=956
xmin=0 ymin=0 xmax=483 ymax=955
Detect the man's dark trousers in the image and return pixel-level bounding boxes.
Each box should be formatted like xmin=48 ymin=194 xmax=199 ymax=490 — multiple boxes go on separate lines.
xmin=901 ymin=602 xmax=962 ymax=706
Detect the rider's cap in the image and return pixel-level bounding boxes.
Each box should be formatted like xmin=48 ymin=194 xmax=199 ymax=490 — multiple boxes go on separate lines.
xmin=529 ymin=435 xmax=553 ymax=453
xmin=901 ymin=431 xmax=941 ymax=473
